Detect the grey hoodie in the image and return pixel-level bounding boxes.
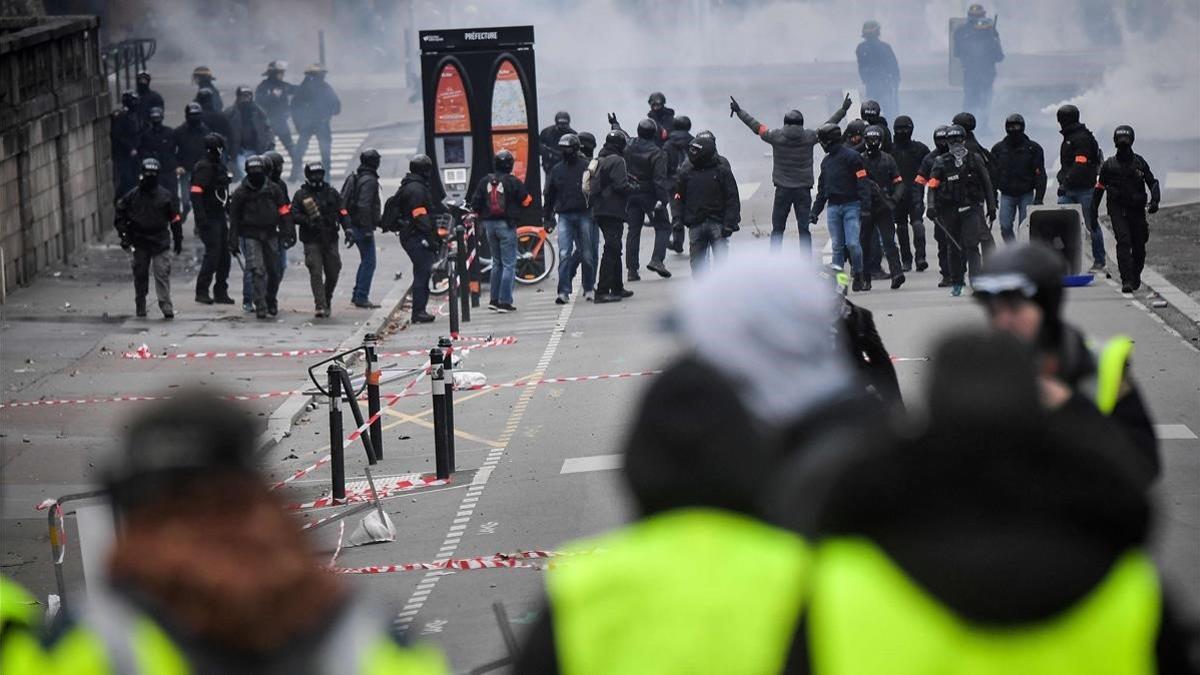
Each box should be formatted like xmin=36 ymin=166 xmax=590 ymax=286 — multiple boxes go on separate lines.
xmin=736 ymin=106 xmax=848 ymax=189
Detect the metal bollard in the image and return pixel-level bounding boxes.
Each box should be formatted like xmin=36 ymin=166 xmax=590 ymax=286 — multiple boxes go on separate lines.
xmin=430 ymin=347 xmax=451 ymax=480
xmin=455 ymin=224 xmax=471 ymax=322
xmin=447 ymin=236 xmax=461 ymax=338
xmin=338 ymin=367 xmax=378 ymax=465
xmin=438 ymin=336 xmax=456 ymax=472
xmin=364 ymin=332 xmax=383 ymax=460
xmin=328 ymin=364 xmax=346 ymax=501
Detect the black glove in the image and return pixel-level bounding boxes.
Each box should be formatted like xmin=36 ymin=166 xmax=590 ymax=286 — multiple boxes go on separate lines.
xmin=729 ymin=96 xmax=740 ymax=116
xmin=925 ymin=207 xmax=937 ymax=222
xmin=987 ymin=210 xmax=997 ymax=224
xmin=344 ymin=231 xmax=355 ymax=249
xmin=543 ymin=215 xmax=556 ymax=232
xmin=841 ymin=92 xmax=853 ymax=111
xmin=119 ymin=237 xmax=132 ymax=252
xmin=809 ymin=212 xmax=820 ymax=225
xmin=173 ymin=237 xmax=182 ymax=255
xmin=282 ymin=236 xmax=296 ymax=249
xmin=228 ymin=239 xmax=240 ymax=256
xmin=654 ymin=200 xmax=667 ymax=216
xmin=1057 ymin=187 xmax=1065 ymax=197
xmin=721 ymin=223 xmax=738 ymax=238
xmin=607 ymin=112 xmax=618 ymax=126
xmin=1148 ymin=202 xmax=1159 ymax=214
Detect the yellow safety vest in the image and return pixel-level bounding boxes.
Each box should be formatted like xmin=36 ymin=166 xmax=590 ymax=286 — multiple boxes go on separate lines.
xmin=1 ymin=575 xmax=51 ymax=675
xmin=1092 ymin=335 xmax=1135 ymax=415
xmin=809 ymin=537 xmax=1161 ymax=675
xmin=49 ymin=588 xmax=448 ymax=675
xmin=547 ymin=507 xmax=811 ymax=675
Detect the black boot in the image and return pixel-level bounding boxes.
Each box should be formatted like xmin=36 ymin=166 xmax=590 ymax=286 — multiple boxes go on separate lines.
xmin=135 ymin=299 xmax=147 ymax=318
xmin=851 ymin=275 xmax=864 ymax=292
xmin=891 ymin=273 xmax=906 ymax=290
xmin=862 ymin=275 xmax=873 ymax=291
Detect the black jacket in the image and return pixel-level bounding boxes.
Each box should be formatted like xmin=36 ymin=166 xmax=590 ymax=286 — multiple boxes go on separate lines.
xmin=470 ymin=171 xmax=531 ymax=225
xmin=647 ymin=107 xmax=675 ymax=147
xmin=544 ymin=156 xmax=590 ymax=216
xmin=953 ymin=24 xmax=1004 ymax=76
xmin=588 ymin=147 xmax=634 ymax=220
xmin=134 ymin=87 xmax=165 ymax=126
xmin=1094 ymin=152 xmax=1159 ymax=211
xmin=254 ymin=77 xmax=296 ymax=128
xmin=229 ymin=178 xmax=291 ymax=241
xmin=624 ymin=138 xmax=671 ymax=203
xmin=840 ymin=300 xmax=901 ymax=409
xmin=927 ymin=150 xmax=996 ymax=216
xmin=292 ymin=182 xmax=348 ymax=245
xmin=990 ymin=133 xmax=1047 ymax=200
xmin=863 ymin=116 xmax=893 ymax=154
xmin=672 ymin=156 xmax=740 ymax=227
xmin=392 ymin=173 xmax=436 ymax=242
xmin=341 ymin=167 xmax=381 ymax=232
xmin=291 ymin=76 xmax=341 ymax=132
xmin=193 ymin=85 xmax=223 ymax=113
xmin=1057 ymin=123 xmax=1102 ymax=191
xmin=813 ymin=144 xmax=873 ymax=215
xmin=861 ymin=149 xmax=905 ymax=214
xmin=664 ymin=130 xmax=693 ymax=178
xmin=189 ymin=156 xmax=230 ymax=227
xmin=891 ymin=137 xmax=931 ymax=202
xmin=136 ymin=123 xmax=179 ymax=176
xmin=538 ymin=124 xmax=576 ymax=173
xmin=115 ymin=184 xmax=181 ymax=254
xmin=198 ymin=110 xmax=232 ymax=147
xmin=856 ymin=38 xmax=900 ymax=88
xmin=110 ymin=109 xmax=140 ymax=160
xmin=173 ymin=121 xmax=211 ymax=174
xmin=736 ymin=106 xmax=848 ymax=189
xmin=225 ymin=103 xmax=274 ymax=154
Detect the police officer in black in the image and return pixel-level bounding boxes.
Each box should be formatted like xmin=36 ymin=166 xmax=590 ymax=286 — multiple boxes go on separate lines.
xmin=115 ymin=158 xmax=182 ymax=319
xmin=926 ymin=125 xmax=996 ymax=297
xmin=191 ymin=66 xmax=223 ymax=112
xmin=111 ymin=91 xmax=141 ymax=195
xmin=393 ymin=155 xmax=439 ymax=324
xmin=990 ymin=113 xmax=1047 ymax=243
xmin=624 ymin=119 xmax=673 ymax=280
xmin=891 ymin=116 xmax=929 ymax=271
xmin=860 ymin=126 xmax=906 ymax=290
xmin=256 ymin=61 xmax=296 ymax=160
xmin=952 ymin=111 xmax=994 ymax=177
xmin=539 ymin=111 xmax=576 ymax=176
xmin=229 ymin=155 xmax=293 ymax=319
xmin=173 ymin=103 xmax=211 ymax=223
xmin=1092 ymin=125 xmax=1160 ymax=294
xmin=646 ymin=92 xmax=674 ymax=147
xmin=134 ymin=71 xmax=165 ymax=127
xmin=1056 ymin=104 xmax=1106 ymax=271
xmin=195 ymin=88 xmax=232 ymax=149
xmin=859 ymin=100 xmax=892 ymax=153
xmin=672 ymin=135 xmax=740 ymax=274
xmin=856 ymin=21 xmax=900 ymax=117
xmin=664 ymin=116 xmax=694 ymax=253
xmin=953 ymin=4 xmax=1003 ymax=129
xmin=916 ymin=125 xmax=952 ymax=285
xmin=292 ymin=162 xmax=349 ymax=318
xmin=137 ymin=107 xmax=178 ymax=191
xmin=190 ymin=133 xmax=234 ymax=305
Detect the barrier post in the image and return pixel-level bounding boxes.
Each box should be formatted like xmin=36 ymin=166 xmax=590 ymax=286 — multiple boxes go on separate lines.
xmin=469 ymin=217 xmax=481 ymax=308
xmin=338 ymin=368 xmax=378 ymax=465
xmin=447 ymin=238 xmax=461 ymax=338
xmin=438 ymin=336 xmax=456 ymax=472
xmin=328 ymin=364 xmax=346 ymax=501
xmin=364 ymin=332 xmax=383 ymax=460
xmin=430 ymin=347 xmax=451 ymax=480
xmin=455 ymin=224 xmax=471 ymax=322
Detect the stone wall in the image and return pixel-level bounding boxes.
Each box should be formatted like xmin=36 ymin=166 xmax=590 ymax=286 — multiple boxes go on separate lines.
xmin=1 ymin=15 xmax=111 ymax=297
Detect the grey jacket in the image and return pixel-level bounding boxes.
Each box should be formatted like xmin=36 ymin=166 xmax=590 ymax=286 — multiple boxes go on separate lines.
xmin=736 ymin=106 xmax=848 ymax=189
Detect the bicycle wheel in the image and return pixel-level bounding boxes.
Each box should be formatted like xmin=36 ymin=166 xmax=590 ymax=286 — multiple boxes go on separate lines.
xmin=429 ymin=248 xmax=451 ymax=295
xmin=514 ymin=228 xmax=556 ymax=285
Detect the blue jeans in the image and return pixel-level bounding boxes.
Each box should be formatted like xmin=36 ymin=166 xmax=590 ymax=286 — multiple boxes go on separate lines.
xmin=1058 ymin=188 xmax=1103 ymax=265
xmin=581 ymin=218 xmax=600 ymax=293
xmin=771 ymin=186 xmax=812 ymax=254
xmin=351 ymin=229 xmax=377 ymax=303
xmin=484 ymin=219 xmax=517 ymax=305
xmin=998 ymin=192 xmax=1034 ymax=243
xmin=555 ymin=212 xmax=596 ymax=296
xmin=233 ymin=149 xmax=255 ymax=180
xmin=826 ymin=202 xmax=863 ymax=273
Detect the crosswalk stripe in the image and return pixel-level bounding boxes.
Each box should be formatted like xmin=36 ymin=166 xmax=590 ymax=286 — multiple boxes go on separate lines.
xmin=738 ymin=182 xmax=761 ymax=201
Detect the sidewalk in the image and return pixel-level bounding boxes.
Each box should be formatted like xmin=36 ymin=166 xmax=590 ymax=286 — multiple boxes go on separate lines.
xmin=0 ymin=208 xmax=417 ymax=599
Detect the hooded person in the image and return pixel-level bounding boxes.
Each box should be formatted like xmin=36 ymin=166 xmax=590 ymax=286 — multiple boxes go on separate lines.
xmin=588 ymin=130 xmax=637 ymax=303
xmin=255 ymin=60 xmax=297 ymax=156
xmin=671 ymin=134 xmax=740 ymax=273
xmin=114 ymin=157 xmax=183 ymax=319
xmin=228 ymin=155 xmax=293 ymax=318
xmin=173 ymin=102 xmax=212 ymax=222
xmin=1092 ymin=125 xmax=1160 ymax=293
xmin=514 ymin=248 xmax=857 ymax=675
xmin=134 ymin=70 xmax=165 ymax=126
xmin=136 ymin=106 xmax=179 ymax=191
xmin=191 ymin=66 xmax=223 ymax=112
xmin=916 ymin=125 xmax=953 ymax=285
xmin=890 ymin=115 xmax=930 ymax=271
xmin=855 ymin=21 xmax=900 ymax=116
xmin=990 ymin=113 xmax=1047 ymax=243
xmin=290 ymin=64 xmax=342 ymax=180
xmin=645 ymin=91 xmax=675 ymax=147
xmin=539 ymin=110 xmax=577 ymax=175
xmin=47 ymin=390 xmax=449 ymax=674
xmin=224 ymin=86 xmax=274 ymax=179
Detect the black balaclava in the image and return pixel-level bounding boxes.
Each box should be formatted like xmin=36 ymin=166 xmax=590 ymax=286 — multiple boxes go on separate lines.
xmin=893 ymin=115 xmax=914 ymax=144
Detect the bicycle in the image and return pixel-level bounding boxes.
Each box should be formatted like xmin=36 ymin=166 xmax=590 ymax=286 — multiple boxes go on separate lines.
xmin=429 ymin=200 xmax=556 ymax=295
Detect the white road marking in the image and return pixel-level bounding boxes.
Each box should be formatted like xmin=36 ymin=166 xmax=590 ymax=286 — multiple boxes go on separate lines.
xmin=1155 ymin=424 xmax=1197 ymax=440
xmin=738 ymin=182 xmax=761 ymax=201
xmin=1165 ymin=172 xmax=1200 ymax=190
xmin=560 ymin=454 xmax=623 ymax=474
xmin=378 ymin=147 xmax=419 ymax=157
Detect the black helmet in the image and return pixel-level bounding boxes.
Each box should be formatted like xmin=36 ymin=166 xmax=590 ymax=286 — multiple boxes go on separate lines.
xmin=140 ymin=157 xmax=161 ymax=175
xmin=244 ymin=155 xmax=266 ymax=175
xmin=951 ymin=111 xmax=976 ymax=132
xmin=203 ymin=132 xmax=225 ymax=152
xmin=845 ymin=118 xmax=867 ymax=141
xmin=860 ymin=99 xmax=881 ymax=120
xmin=360 ymin=148 xmax=381 ymax=169
xmin=494 ymin=149 xmax=515 ymax=173
xmin=864 ymin=125 xmax=884 ymax=150
xmin=695 ymin=130 xmax=716 ymax=146
xmin=185 ymin=102 xmax=202 ymax=118
xmin=636 ymin=118 xmax=658 ymax=140
xmin=578 ymin=131 xmax=598 ymax=155
xmin=862 ymin=19 xmax=881 ymax=37
xmin=973 ymin=242 xmax=1067 ymax=348
xmin=409 ymin=153 xmax=433 ymax=177
xmin=945 ymin=124 xmax=967 ymax=145
xmin=648 ymin=91 xmax=666 ymax=108
xmin=148 ymin=106 xmax=164 ymax=123
xmin=554 ymin=110 xmax=571 ymax=126
xmin=686 ymin=135 xmax=716 ymax=166
xmin=263 ymin=151 xmax=284 ymax=177
xmin=933 ymin=125 xmax=950 ymax=151
xmin=136 ymin=70 xmax=152 ymax=84
xmin=235 ymin=86 xmax=253 ymax=101
xmin=784 ymin=110 xmax=804 ymax=126
xmin=673 ymin=115 xmax=692 ymax=132
xmin=817 ymin=123 xmax=842 ymax=150
xmin=121 ymin=90 xmax=139 ymax=108
xmin=303 ymin=161 xmax=326 ymax=184
xmin=893 ymin=115 xmax=914 ymax=134
xmin=557 ymin=133 xmax=581 ymax=151
xmin=968 ymin=3 xmax=986 ymax=19
xmin=192 ymin=65 xmax=214 ymax=83
xmin=605 ymin=130 xmax=628 ymax=152
xmin=1113 ymin=124 xmax=1135 ymax=146
xmin=1056 ymin=104 xmax=1080 ymax=128
xmin=102 ymin=390 xmax=258 ymax=512
xmin=1005 ymin=113 xmax=1025 ymax=134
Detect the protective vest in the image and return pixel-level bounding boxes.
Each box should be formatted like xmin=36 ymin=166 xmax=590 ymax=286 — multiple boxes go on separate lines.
xmin=809 ymin=538 xmax=1160 ymax=675
xmin=1080 ymin=335 xmax=1135 ymax=415
xmin=546 ymin=507 xmax=811 ymax=675
xmin=929 ymin=152 xmax=988 ymax=209
xmin=1 ymin=575 xmax=51 ymax=675
xmin=49 ymin=587 xmax=447 ymax=675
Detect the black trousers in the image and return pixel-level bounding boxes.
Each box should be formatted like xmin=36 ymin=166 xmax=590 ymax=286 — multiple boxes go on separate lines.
xmin=596 ymin=216 xmax=626 ymax=295
xmin=860 ymin=207 xmax=903 ymax=277
xmin=1109 ymin=204 xmax=1149 ymax=286
xmin=196 ymin=214 xmax=231 ymax=297
xmin=941 ymin=205 xmax=985 ymax=286
xmin=894 ymin=191 xmax=927 ymax=266
xmin=401 ymin=235 xmax=434 ymax=314
xmin=625 ymin=193 xmax=670 ymax=270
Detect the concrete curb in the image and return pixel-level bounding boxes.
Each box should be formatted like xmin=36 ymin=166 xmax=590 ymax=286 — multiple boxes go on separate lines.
xmin=1098 ymin=219 xmax=1200 ymax=325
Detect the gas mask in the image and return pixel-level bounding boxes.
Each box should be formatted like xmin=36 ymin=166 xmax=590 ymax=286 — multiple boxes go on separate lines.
xmin=864 ymin=137 xmax=882 ymax=155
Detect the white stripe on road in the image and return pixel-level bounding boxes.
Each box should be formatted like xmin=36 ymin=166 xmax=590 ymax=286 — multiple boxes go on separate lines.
xmin=378 ymin=147 xmax=419 ymax=157
xmin=560 ymin=454 xmax=622 ymax=474
xmin=1155 ymin=424 xmax=1198 ymax=440
xmin=1165 ymin=172 xmax=1200 ymax=190
xmin=738 ymin=182 xmax=761 ymax=201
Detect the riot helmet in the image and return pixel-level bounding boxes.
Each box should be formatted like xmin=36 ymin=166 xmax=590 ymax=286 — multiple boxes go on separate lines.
xmin=303 ymin=161 xmax=326 ymax=186
xmin=185 ymin=102 xmax=203 ymax=124
xmin=952 ymin=111 xmax=976 ymax=132
xmin=862 ymin=20 xmax=881 ymax=38
xmin=244 ymin=155 xmax=268 ymax=188
xmin=121 ymin=90 xmax=139 ymax=110
xmin=139 ymin=157 xmax=160 ymax=190
xmin=604 ymin=130 xmax=628 ymax=153
xmin=1113 ymin=124 xmax=1135 ymax=148
xmin=147 ymin=107 xmax=164 ymax=125
xmin=864 ymin=125 xmax=885 ymax=153
xmin=235 ymin=86 xmax=254 ymax=104
xmin=192 ymin=66 xmax=215 ymax=85
xmin=1005 ymin=113 xmax=1025 ymax=135
xmin=409 ymin=153 xmax=433 ymax=177
xmin=945 ymin=124 xmax=967 ymax=147
xmin=1056 ymin=104 xmax=1080 ymax=128
xmin=860 ymin=100 xmax=881 ymax=122
xmin=554 ymin=111 xmax=571 ymax=130
xmin=686 ymin=136 xmax=717 ymax=167
xmin=494 ymin=149 xmax=515 ymax=174
xmin=673 ymin=116 xmax=692 ymax=132
xmin=973 ymin=242 xmax=1067 ymax=349
xmin=784 ymin=110 xmax=804 ymax=126
xmin=933 ymin=125 xmax=950 ymax=153
xmin=578 ymin=131 xmax=598 ymax=157
xmin=359 ymin=148 xmax=381 ymax=170
xmin=647 ymin=91 xmax=666 ymax=111
xmin=636 ymin=118 xmax=658 ymax=140
xmin=845 ymin=118 xmax=867 ymax=144
xmin=557 ymin=133 xmax=581 ymax=161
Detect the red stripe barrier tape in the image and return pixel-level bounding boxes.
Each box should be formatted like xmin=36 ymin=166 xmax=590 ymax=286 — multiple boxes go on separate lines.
xmin=285 ymin=473 xmax=447 ymax=511
xmin=122 ymin=344 xmax=338 ymax=360
xmin=0 ymin=390 xmax=304 ymax=411
xmin=337 ymin=550 xmax=560 ymax=575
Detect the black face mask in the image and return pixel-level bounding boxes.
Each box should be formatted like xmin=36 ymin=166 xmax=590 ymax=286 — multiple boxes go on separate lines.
xmin=308 ymin=177 xmax=325 ymax=188
xmin=187 ymin=116 xmax=202 ymax=127
xmin=206 ymin=149 xmax=221 ymax=161
xmin=1115 ymin=140 xmax=1134 ymax=158
xmin=140 ymin=175 xmax=158 ymax=190
xmin=247 ymin=173 xmax=267 ymax=188
xmin=561 ymin=148 xmax=578 ymax=162
xmin=136 ymin=82 xmax=149 ymax=94
xmin=894 ymin=129 xmax=912 ymax=143
xmin=865 ymin=141 xmax=882 ymax=155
